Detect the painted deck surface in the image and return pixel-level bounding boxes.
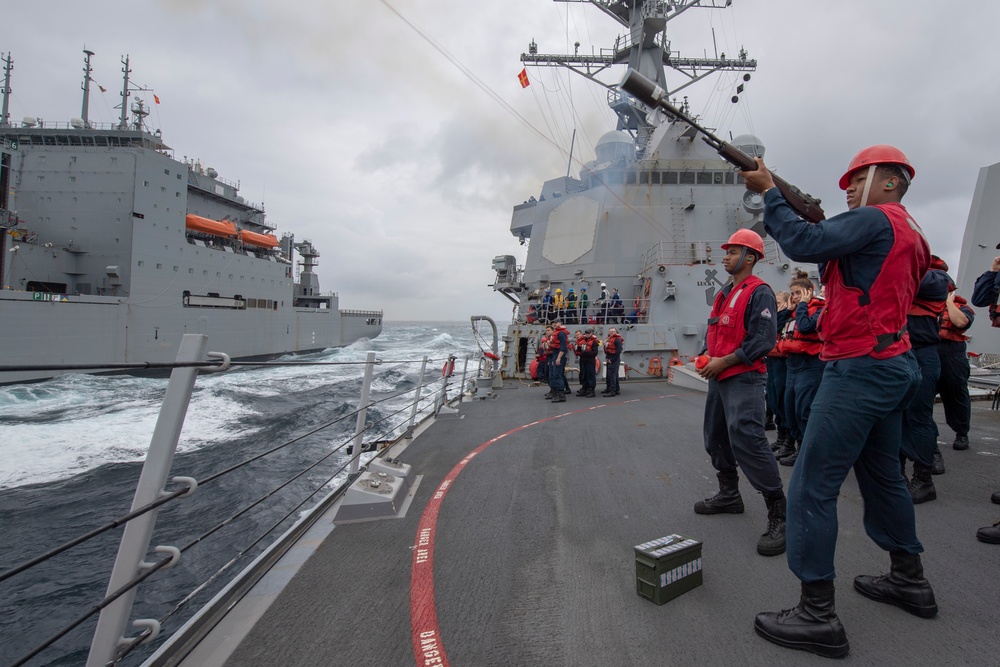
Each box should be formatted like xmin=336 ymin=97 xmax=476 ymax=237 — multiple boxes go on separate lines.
xmin=195 ymin=379 xmax=1000 ymax=666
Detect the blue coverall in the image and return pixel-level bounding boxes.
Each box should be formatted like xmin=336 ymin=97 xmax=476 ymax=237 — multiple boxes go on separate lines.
xmin=762 ymin=190 xmax=924 ymax=583
xmin=703 ymin=283 xmax=783 ymax=497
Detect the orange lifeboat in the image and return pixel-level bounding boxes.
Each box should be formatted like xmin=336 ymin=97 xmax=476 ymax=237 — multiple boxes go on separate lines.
xmin=185 ymin=214 xmax=237 ymax=238
xmin=239 ymin=230 xmax=280 ymax=248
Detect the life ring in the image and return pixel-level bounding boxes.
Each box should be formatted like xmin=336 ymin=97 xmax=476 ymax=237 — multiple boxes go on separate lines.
xmin=595 ymin=358 xmax=602 ymax=373
xmin=647 ymin=356 xmax=663 ymax=377
xmin=442 ymin=359 xmax=455 ymax=377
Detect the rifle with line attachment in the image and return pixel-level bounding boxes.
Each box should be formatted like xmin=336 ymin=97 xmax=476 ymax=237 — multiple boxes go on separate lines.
xmin=620 ymin=69 xmax=826 ymax=223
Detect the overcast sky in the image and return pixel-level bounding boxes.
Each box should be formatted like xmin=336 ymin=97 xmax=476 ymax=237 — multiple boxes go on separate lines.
xmin=4 ymin=1 xmax=999 ymax=321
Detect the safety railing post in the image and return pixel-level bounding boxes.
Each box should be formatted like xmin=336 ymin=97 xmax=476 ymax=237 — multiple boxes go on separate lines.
xmin=460 ymin=355 xmax=470 ymax=399
xmin=349 ymin=351 xmax=377 ymax=476
xmin=86 ymin=334 xmax=209 ymax=667
xmin=405 ymin=356 xmax=428 ymax=438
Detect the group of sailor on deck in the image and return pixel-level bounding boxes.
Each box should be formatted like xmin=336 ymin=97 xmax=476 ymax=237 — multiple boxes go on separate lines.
xmin=535 ymin=323 xmax=624 ymax=402
xmin=689 ymin=145 xmax=999 ymax=659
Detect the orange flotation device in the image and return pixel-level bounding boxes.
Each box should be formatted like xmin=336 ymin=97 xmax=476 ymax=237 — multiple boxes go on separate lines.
xmin=647 ymin=356 xmax=663 ymax=377
xmin=442 ymin=359 xmax=455 ymax=377
xmin=529 ymin=358 xmax=540 ymax=379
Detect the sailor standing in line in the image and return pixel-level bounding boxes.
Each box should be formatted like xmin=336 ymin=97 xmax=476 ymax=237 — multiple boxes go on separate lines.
xmin=693 ymin=228 xmax=787 ymax=558
xmin=773 ymin=271 xmax=825 ymax=468
xmin=765 ymin=290 xmax=792 ymax=448
xmin=935 ymin=278 xmax=974 ymax=452
xmin=970 ymin=254 xmax=1000 ymax=544
xmin=546 ymin=320 xmax=571 ymax=403
xmin=576 ymin=328 xmax=600 ymax=397
xmin=602 ymin=327 xmax=625 ymax=396
xmin=900 ymin=259 xmax=952 ymax=502
xmin=744 ymin=146 xmax=934 ymax=659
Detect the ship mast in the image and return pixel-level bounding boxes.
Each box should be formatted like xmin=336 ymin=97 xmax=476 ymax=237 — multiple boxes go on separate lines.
xmin=0 ymin=52 xmax=11 ymax=128
xmin=80 ymin=48 xmax=95 ymax=128
xmin=523 ymin=0 xmax=756 ymax=151
xmin=117 ymin=55 xmax=131 ymax=130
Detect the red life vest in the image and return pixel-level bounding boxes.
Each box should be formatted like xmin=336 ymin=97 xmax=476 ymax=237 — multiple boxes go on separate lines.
xmin=908 ymin=297 xmax=947 ymax=319
xmin=706 ymin=275 xmax=769 ymax=380
xmin=819 ymin=203 xmax=930 ymax=361
xmin=604 ymin=333 xmax=624 ymax=356
xmin=939 ymin=295 xmax=973 ymax=343
xmin=780 ymin=298 xmax=825 ymax=356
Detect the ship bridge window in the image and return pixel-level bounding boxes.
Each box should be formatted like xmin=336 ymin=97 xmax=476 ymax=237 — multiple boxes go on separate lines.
xmin=725 ymin=172 xmax=735 ymax=184
xmin=164 ymin=169 xmax=170 ymax=175
xmin=697 ymin=172 xmax=714 ymax=185
xmin=626 ymin=172 xmax=637 ymax=185
xmin=663 ymin=172 xmax=679 ymax=184
xmin=679 ymin=172 xmax=696 ymax=185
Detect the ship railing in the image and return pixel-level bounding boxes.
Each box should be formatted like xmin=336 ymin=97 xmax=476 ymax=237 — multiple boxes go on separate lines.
xmin=340 ymin=309 xmax=384 ymax=318
xmin=0 ymin=336 xmax=473 ymax=667
xmin=639 ymin=238 xmax=781 ymax=270
xmin=509 ymin=301 xmax=649 ymax=328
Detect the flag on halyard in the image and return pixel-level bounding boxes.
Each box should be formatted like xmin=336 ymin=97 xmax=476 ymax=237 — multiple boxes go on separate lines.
xmin=518 ymin=68 xmax=529 ymax=88
xmin=153 ymin=94 xmax=161 ymax=104
xmin=98 ymin=84 xmax=106 ymax=93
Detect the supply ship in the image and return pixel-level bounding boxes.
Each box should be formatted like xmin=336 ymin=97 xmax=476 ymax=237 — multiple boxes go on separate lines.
xmin=0 ymin=51 xmax=382 ymax=385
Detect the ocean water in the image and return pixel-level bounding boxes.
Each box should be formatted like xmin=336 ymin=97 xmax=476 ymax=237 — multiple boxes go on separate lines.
xmin=0 ymin=321 xmax=484 ymax=666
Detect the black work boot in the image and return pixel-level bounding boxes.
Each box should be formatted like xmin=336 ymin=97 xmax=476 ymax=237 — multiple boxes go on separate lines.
xmin=754 ymin=580 xmax=849 ymax=659
xmin=757 ymin=495 xmax=787 ymax=556
xmin=908 ymin=462 xmax=937 ymax=504
xmin=765 ymin=411 xmax=776 ymax=431
xmin=551 ymin=391 xmax=566 ymax=403
xmin=853 ymin=551 xmax=938 ymax=618
xmin=931 ymin=447 xmax=945 ymax=475
xmin=953 ymin=434 xmax=969 ymax=451
xmin=977 ymin=521 xmax=1000 ymax=544
xmin=694 ymin=471 xmax=745 ymax=515
xmin=779 ymin=441 xmax=800 ymax=467
xmin=584 ymin=389 xmax=596 ymax=397
xmin=773 ymin=436 xmax=796 ymax=461
xmin=543 ymin=391 xmax=555 ymax=399
xmin=771 ymin=428 xmax=790 ymax=453
xmin=992 ymin=490 xmax=1000 ymax=505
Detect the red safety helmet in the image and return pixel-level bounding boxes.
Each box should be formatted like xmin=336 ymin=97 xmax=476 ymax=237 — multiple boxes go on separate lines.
xmin=722 ymin=229 xmax=765 ymax=257
xmin=839 ymin=145 xmax=915 ymax=190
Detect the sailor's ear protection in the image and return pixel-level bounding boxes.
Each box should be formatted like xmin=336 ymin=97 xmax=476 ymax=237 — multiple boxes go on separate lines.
xmin=886 ymin=181 xmax=895 ymax=189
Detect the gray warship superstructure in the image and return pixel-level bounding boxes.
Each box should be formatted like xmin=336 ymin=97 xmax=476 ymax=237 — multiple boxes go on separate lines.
xmin=957 ymin=160 xmax=1000 ymax=355
xmin=0 ymin=51 xmax=381 ymax=384
xmin=491 ymin=0 xmax=815 ymax=387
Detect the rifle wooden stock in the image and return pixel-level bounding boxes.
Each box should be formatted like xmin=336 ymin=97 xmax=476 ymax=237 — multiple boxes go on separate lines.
xmin=620 ymin=69 xmax=826 ymax=222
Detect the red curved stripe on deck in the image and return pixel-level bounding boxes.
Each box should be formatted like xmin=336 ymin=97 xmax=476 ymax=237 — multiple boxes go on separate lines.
xmin=409 ymin=395 xmax=672 ymax=666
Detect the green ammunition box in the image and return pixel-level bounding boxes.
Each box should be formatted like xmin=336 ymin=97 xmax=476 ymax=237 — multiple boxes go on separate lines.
xmin=634 ymin=534 xmax=703 ymax=605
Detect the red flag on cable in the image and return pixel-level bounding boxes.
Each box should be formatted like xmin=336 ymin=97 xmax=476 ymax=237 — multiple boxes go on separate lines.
xmin=153 ymin=94 xmax=161 ymax=105
xmin=517 ymin=68 xmax=529 ymax=88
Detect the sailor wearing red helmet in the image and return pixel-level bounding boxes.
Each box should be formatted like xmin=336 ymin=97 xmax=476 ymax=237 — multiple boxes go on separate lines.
xmin=743 ymin=146 xmax=933 ymax=659
xmin=694 ymin=227 xmax=787 ymax=559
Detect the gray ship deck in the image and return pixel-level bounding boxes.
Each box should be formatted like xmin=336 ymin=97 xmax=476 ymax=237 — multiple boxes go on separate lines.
xmin=191 ymin=379 xmax=1000 ymax=666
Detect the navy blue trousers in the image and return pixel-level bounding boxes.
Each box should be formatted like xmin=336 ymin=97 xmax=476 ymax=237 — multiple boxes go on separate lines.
xmin=786 ymin=353 xmax=923 ymax=583
xmin=784 ymin=354 xmax=825 ymax=442
xmin=937 ymin=341 xmax=971 ymax=437
xmin=703 ymin=371 xmax=783 ymax=496
xmin=605 ymin=357 xmax=621 ymax=393
xmin=765 ymin=356 xmax=788 ymax=430
xmin=580 ymin=358 xmax=597 ymax=390
xmin=900 ymin=344 xmax=940 ymax=466
xmin=547 ymin=356 xmax=569 ymax=393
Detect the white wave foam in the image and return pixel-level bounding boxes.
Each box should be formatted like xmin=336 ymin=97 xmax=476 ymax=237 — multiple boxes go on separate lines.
xmin=0 ymin=322 xmax=482 ymax=489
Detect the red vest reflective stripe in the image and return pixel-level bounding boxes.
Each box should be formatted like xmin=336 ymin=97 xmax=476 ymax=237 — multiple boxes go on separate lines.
xmin=782 ymin=298 xmax=825 ymax=356
xmin=706 ymin=275 xmax=768 ymax=380
xmin=939 ymin=295 xmax=972 ymax=342
xmin=819 ymin=203 xmax=930 ymax=361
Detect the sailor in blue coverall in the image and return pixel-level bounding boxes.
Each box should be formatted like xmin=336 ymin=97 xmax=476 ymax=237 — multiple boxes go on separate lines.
xmin=742 ymin=146 xmax=936 ymax=659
